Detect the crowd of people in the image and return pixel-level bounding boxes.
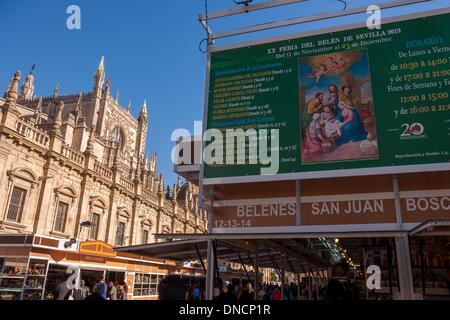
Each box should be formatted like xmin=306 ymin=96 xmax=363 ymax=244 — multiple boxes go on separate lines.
xmin=49 ymin=272 xmax=387 ymax=301
xmin=165 ymin=277 xmax=360 ymax=302
xmin=251 ymin=279 xmax=360 ymax=301
xmin=182 ymin=279 xmax=257 ymax=302
xmin=53 ymin=276 xmax=128 ymax=300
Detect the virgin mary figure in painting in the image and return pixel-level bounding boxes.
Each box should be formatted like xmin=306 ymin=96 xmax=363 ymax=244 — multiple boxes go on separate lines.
xmin=336 ymin=101 xmax=367 ymax=146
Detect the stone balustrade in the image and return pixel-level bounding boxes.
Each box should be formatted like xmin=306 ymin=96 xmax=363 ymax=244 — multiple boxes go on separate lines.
xmin=94 ymin=161 xmax=113 ymax=180
xmin=120 ymin=176 xmax=134 ymax=191
xmin=15 ymin=118 xmax=50 ymax=148
xmin=142 ymin=188 xmax=159 ymax=203
xmin=61 ymin=144 xmax=86 ymax=166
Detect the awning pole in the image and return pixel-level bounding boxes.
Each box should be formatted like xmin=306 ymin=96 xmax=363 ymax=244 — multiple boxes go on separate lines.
xmin=213 ymin=240 xmax=220 ymax=279
xmin=238 ymin=254 xmax=251 ymax=282
xmin=247 ymin=253 xmax=255 ymax=270
xmin=194 ymin=243 xmax=207 ymax=274
xmin=268 ymin=252 xmax=282 ymax=280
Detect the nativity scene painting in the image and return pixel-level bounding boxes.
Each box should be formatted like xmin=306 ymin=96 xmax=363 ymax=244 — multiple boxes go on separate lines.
xmin=299 ymin=49 xmax=379 ymax=164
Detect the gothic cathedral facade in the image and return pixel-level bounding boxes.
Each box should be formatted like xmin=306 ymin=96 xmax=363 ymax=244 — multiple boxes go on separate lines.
xmin=0 ymin=57 xmax=207 ymax=246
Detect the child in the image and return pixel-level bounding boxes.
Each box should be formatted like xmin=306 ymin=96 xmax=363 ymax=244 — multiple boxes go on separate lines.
xmin=320 ymin=105 xmax=341 ymax=140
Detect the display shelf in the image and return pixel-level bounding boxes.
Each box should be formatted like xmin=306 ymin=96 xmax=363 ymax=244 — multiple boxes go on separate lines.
xmin=22 ymin=290 xmax=44 ymax=301
xmin=0 ymin=275 xmax=26 ymax=279
xmin=0 ymin=288 xmax=22 ymax=291
xmin=133 ymin=273 xmax=162 ymax=297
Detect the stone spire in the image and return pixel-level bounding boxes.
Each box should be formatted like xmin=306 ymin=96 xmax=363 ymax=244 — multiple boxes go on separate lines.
xmin=98 ymin=56 xmax=105 ymax=70
xmin=115 ymin=90 xmax=120 ymax=103
xmin=158 ymin=173 xmax=164 ymax=196
xmin=53 ymin=83 xmax=59 ymax=98
xmin=93 ymin=56 xmax=105 ymax=91
xmin=5 ymin=71 xmax=21 ymax=105
xmin=74 ymin=92 xmax=83 ymax=123
xmin=187 ymin=182 xmax=193 ymax=209
xmin=19 ymin=64 xmax=36 ymax=100
xmin=34 ymin=97 xmax=43 ymax=125
xmin=172 ymin=183 xmax=178 ymax=202
xmin=140 ymin=99 xmax=148 ymax=118
xmin=3 ymin=76 xmax=13 ymax=99
xmin=104 ymin=79 xmax=111 ymax=97
xmin=127 ymin=101 xmax=131 ymax=113
xmin=136 ymin=99 xmax=148 ymax=156
xmin=149 ymin=153 xmax=157 ymax=173
xmin=85 ymin=126 xmax=95 ymax=154
xmin=193 ymin=195 xmax=199 ymax=214
xmin=166 ymin=185 xmax=171 ymax=200
xmin=184 ymin=182 xmax=189 ymax=210
xmin=176 ymin=176 xmax=182 ymax=192
xmin=52 ymin=101 xmax=64 ymax=131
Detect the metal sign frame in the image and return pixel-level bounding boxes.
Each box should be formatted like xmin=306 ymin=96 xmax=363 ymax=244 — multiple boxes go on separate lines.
xmin=197 ymin=1 xmax=447 ymax=300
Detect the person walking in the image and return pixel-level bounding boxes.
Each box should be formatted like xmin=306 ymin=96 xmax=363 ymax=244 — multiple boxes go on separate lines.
xmin=192 ymin=285 xmax=201 ymax=301
xmin=258 ymin=286 xmax=266 ymax=301
xmin=93 ymin=276 xmax=108 ymax=300
xmin=237 ymin=282 xmax=255 ymax=302
xmin=185 ymin=286 xmax=193 ymax=301
xmin=107 ymin=281 xmax=117 ymax=300
xmin=117 ymin=285 xmax=127 ymax=300
xmin=73 ymin=279 xmax=90 ymax=300
xmin=271 ymin=285 xmax=281 ymax=301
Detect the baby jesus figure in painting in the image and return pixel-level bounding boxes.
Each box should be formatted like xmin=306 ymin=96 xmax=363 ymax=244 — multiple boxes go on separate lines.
xmin=319 ymin=105 xmax=342 ymax=140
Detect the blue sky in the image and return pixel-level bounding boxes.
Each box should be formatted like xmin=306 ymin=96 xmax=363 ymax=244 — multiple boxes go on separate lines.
xmin=0 ymin=0 xmax=448 ymax=185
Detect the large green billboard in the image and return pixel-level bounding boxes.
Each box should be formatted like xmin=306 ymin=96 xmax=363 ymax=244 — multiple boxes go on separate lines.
xmin=204 ymin=10 xmax=450 ymax=182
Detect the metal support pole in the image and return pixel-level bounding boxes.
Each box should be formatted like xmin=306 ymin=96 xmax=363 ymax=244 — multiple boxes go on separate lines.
xmin=206 ymin=240 xmax=215 ymax=300
xmin=392 ymin=175 xmax=415 ymax=300
xmin=238 ymin=254 xmax=251 ymax=282
xmin=386 ymin=239 xmax=394 ymax=295
xmin=194 ymin=243 xmax=207 ymax=274
xmin=280 ymin=269 xmax=285 ymax=300
xmin=296 ymin=180 xmax=301 ymax=226
xmin=269 ymin=253 xmax=283 ymax=280
xmin=211 ymin=0 xmax=432 ymax=40
xmin=395 ymin=235 xmax=415 ymax=300
xmin=213 ymin=240 xmax=220 ymax=279
xmin=247 ymin=253 xmax=255 ymax=271
xmin=419 ymin=237 xmax=426 ymax=298
xmin=255 ymin=246 xmax=260 ymax=300
xmin=199 ymin=0 xmax=308 ymax=21
xmin=198 ymin=6 xmax=213 ymax=210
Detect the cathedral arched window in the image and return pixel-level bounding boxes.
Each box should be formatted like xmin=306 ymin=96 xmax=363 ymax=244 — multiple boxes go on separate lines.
xmin=111 ymin=126 xmax=125 ymax=151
